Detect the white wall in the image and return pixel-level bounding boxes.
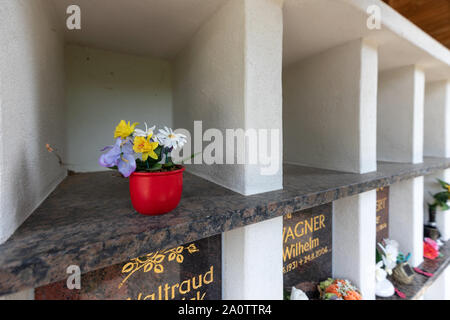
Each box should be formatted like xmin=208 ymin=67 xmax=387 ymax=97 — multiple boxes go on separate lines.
xmin=283 ymin=39 xmax=378 ymax=173
xmin=378 ymin=66 xmax=425 ymax=163
xmin=174 ymin=0 xmax=283 ymax=195
xmin=174 ymin=0 xmax=246 ymax=194
xmin=424 ymin=81 xmax=450 ymax=158
xmin=65 ymin=45 xmax=173 ymax=172
xmin=0 ymin=0 xmax=66 ymax=244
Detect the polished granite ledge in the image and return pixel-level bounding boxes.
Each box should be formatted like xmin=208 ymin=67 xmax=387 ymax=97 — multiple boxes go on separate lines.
xmin=377 ymin=240 xmax=450 ymax=300
xmin=1 ymin=157 xmax=450 ymax=295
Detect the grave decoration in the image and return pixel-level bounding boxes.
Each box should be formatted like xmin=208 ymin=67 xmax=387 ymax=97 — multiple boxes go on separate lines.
xmin=282 ymin=204 xmax=332 ymax=299
xmin=35 ymin=235 xmax=222 ymax=300
xmin=392 ymin=253 xmax=414 ymax=285
xmin=375 ymin=239 xmax=397 ymax=297
xmin=318 ymin=279 xmax=362 ymax=300
xmin=424 ymin=179 xmax=450 ymax=241
xmin=289 ymin=287 xmax=309 ymax=300
xmin=423 ymin=237 xmax=442 ymax=260
xmin=99 ymin=121 xmax=188 ymax=215
xmin=376 ymin=238 xmax=415 ymax=297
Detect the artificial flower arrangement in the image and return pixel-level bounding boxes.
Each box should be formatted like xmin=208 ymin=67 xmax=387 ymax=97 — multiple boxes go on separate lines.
xmin=426 ymin=179 xmax=450 ymax=240
xmin=99 ymin=120 xmax=188 ymax=215
xmin=375 ymin=239 xmax=415 ymax=298
xmin=423 ymin=237 xmax=442 ymax=260
xmin=375 ymin=239 xmax=398 ymax=297
xmin=429 ymin=179 xmax=450 ymax=211
xmin=376 ymin=239 xmax=399 ymax=276
xmin=318 ymin=278 xmax=362 ymax=300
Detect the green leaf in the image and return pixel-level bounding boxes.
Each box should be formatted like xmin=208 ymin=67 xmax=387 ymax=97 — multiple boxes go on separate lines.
xmin=376 ymin=248 xmax=382 ymax=263
xmin=438 ymin=179 xmax=450 ymax=190
xmin=146 ymin=163 xmax=162 ymax=171
xmin=175 ymin=152 xmax=202 ymax=165
xmin=434 ymin=191 xmax=448 ymax=204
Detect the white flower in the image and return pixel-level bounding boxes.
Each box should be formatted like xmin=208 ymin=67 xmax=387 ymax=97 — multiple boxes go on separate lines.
xmin=157 ymin=127 xmax=187 ymax=150
xmin=379 ymin=240 xmax=399 ymax=275
xmin=375 ymin=261 xmax=387 ymax=282
xmin=133 ymin=123 xmax=156 ymax=138
xmin=384 ymin=239 xmax=399 ymax=249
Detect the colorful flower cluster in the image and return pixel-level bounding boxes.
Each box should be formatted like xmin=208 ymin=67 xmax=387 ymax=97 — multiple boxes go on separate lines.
xmin=424 ymin=237 xmax=440 ymax=260
xmin=99 ymin=120 xmax=187 ymax=177
xmin=319 ymin=278 xmax=362 ymax=300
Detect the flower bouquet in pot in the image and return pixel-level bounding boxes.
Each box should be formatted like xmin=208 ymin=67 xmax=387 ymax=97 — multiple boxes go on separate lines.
xmin=427 ymin=179 xmax=450 ymax=241
xmin=99 ymin=120 xmax=187 ymax=215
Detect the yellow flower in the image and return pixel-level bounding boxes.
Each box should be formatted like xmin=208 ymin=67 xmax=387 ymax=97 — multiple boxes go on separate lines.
xmin=114 ymin=120 xmax=139 ymax=139
xmin=133 ymin=135 xmax=159 ymax=161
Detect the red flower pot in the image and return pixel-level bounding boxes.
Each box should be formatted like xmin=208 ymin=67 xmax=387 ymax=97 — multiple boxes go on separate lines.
xmin=129 ymin=167 xmax=185 ymax=215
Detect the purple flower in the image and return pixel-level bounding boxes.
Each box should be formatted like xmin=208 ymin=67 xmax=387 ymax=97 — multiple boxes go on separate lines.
xmin=99 ymin=138 xmax=136 ymax=177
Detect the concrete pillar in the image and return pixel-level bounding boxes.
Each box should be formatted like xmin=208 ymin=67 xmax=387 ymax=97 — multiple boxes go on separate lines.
xmin=332 ymin=190 xmax=377 ymax=300
xmin=424 ymin=80 xmax=450 ymax=158
xmin=173 ymin=0 xmax=284 ymax=300
xmin=173 ymin=0 xmax=283 ymax=196
xmin=378 ymin=66 xmax=425 ymax=267
xmin=283 ymin=38 xmax=378 ymax=173
xmin=222 ymin=217 xmax=283 ymax=300
xmin=389 ymin=177 xmax=424 ymax=267
xmin=378 ymin=65 xmax=425 ymax=163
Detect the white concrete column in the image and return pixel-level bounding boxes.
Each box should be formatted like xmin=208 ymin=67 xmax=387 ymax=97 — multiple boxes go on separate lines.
xmin=283 ymin=38 xmax=378 ymax=173
xmin=378 ymin=66 xmax=425 ymax=267
xmin=332 ymin=190 xmax=377 ymax=300
xmin=222 ymin=217 xmax=283 ymax=300
xmin=389 ymin=177 xmax=424 ymax=267
xmin=378 ymin=65 xmax=425 ymax=163
xmin=424 ymin=80 xmax=450 ymax=158
xmin=173 ymin=0 xmax=283 ymax=195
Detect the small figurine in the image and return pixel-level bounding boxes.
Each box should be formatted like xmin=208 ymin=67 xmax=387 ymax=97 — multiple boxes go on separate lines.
xmin=392 ymin=253 xmax=414 ymax=285
xmin=375 ymin=261 xmax=395 ymax=297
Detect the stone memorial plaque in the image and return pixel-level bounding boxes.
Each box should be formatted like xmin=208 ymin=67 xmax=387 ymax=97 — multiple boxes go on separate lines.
xmin=35 ymin=234 xmax=221 ymax=300
xmin=283 ymin=203 xmax=332 ymax=299
xmin=376 ymin=187 xmax=389 ymax=244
